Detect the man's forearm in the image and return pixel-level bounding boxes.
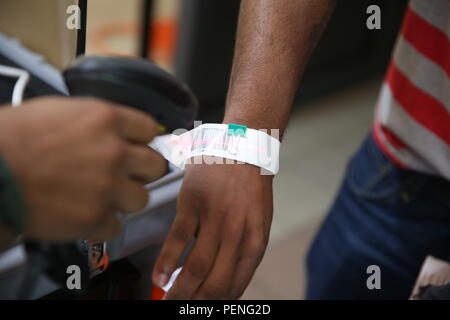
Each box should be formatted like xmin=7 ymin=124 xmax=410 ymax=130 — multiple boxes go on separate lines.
xmin=224 ymin=0 xmax=336 ymax=136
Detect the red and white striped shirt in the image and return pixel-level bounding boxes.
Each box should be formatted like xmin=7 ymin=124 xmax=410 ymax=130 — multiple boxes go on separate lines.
xmin=373 ymin=0 xmax=450 ymax=180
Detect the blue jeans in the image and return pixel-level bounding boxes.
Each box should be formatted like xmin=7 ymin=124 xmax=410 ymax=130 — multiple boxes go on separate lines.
xmin=306 ymin=133 xmax=450 ymax=299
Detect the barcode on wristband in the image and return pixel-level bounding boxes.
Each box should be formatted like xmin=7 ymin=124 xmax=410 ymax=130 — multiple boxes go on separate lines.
xmin=190 ymin=127 xmax=233 ymax=153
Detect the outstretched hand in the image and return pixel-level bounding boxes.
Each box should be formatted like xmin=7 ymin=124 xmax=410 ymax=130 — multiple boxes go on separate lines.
xmin=153 ymin=158 xmax=273 ymax=299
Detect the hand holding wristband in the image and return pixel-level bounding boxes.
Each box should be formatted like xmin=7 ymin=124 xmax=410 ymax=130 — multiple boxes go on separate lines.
xmin=150 ymin=123 xmax=281 ymax=175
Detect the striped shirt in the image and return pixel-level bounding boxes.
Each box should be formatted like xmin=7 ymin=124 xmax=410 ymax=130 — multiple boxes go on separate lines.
xmin=373 ymin=0 xmax=450 ymax=180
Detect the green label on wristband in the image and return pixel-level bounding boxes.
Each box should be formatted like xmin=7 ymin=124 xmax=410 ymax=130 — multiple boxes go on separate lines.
xmin=227 ymin=124 xmax=247 ymax=137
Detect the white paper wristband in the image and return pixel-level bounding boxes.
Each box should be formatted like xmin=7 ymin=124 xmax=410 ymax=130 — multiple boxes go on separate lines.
xmin=150 ymin=124 xmax=281 ymax=175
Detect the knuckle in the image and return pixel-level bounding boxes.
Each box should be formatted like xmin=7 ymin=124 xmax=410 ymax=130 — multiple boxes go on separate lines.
xmin=227 ymin=222 xmax=244 ymax=238
xmin=170 ymin=225 xmax=191 ymax=243
xmin=246 ymin=234 xmax=266 ymax=257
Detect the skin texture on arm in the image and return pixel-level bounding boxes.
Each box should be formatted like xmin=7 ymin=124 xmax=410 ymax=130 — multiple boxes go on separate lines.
xmin=225 ymin=0 xmax=336 ymax=134
xmin=153 ymin=0 xmax=336 ymax=300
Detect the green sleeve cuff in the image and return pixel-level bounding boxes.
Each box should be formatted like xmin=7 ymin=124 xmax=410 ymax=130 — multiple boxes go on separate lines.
xmin=0 ymin=156 xmax=26 ymax=234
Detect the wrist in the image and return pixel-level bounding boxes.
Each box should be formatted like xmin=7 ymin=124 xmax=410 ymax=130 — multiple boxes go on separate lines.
xmin=223 ymin=104 xmax=289 ymax=141
xmin=186 ymin=157 xmax=274 ymax=182
xmin=151 ymin=123 xmax=281 ymax=175
xmin=223 ymin=113 xmax=281 ymax=132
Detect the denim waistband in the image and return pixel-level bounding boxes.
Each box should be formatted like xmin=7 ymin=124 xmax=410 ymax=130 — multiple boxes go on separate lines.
xmin=369 ymin=132 xmax=450 ymax=209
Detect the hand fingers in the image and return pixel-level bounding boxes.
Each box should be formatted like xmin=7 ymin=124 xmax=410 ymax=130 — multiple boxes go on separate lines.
xmin=227 ymin=228 xmax=268 ymax=299
xmin=192 ymin=221 xmax=244 ymax=300
xmin=152 ymin=206 xmax=199 ymax=289
xmin=165 ymin=223 xmax=220 ymax=300
xmin=114 ymin=106 xmax=159 ymax=144
xmin=124 ymin=145 xmax=167 ymax=183
xmin=228 ymin=256 xmax=262 ymax=299
xmin=113 ymin=178 xmax=149 ymax=213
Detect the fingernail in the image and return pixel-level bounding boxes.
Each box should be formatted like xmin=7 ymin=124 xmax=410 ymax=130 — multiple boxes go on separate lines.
xmin=156 ymin=273 xmax=169 ymax=288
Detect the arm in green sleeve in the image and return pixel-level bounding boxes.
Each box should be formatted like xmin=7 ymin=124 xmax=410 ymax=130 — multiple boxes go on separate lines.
xmin=0 ymin=156 xmax=26 ymax=251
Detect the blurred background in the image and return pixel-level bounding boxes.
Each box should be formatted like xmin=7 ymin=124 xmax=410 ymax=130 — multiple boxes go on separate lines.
xmin=84 ymin=0 xmax=406 ymax=299
xmin=1 ymin=0 xmax=409 ymax=299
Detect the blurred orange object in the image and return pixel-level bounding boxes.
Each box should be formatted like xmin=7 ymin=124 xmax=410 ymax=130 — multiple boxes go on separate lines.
xmin=150 ymin=286 xmax=166 ymax=300
xmin=148 ymin=19 xmax=178 ymax=67
xmin=88 ymin=18 xmax=177 ymax=68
